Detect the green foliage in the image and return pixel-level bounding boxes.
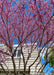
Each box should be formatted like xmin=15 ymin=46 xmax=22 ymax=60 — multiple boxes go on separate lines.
xmin=53 ymin=16 xmax=54 ymax=18
xmin=44 ymin=53 xmax=47 ymax=60
xmin=44 ymin=47 xmax=54 ymax=67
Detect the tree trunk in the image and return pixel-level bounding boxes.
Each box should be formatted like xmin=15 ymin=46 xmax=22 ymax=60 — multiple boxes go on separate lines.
xmin=18 ymin=58 xmax=21 ymax=74
xmin=37 ymin=64 xmax=44 ymax=73
xmin=21 ymin=47 xmax=26 ymax=75
xmin=3 ymin=62 xmax=11 ymax=75
xmin=23 ymin=65 xmax=26 ymax=75
xmin=11 ymin=56 xmax=17 ymax=75
xmin=0 ymin=63 xmax=8 ymax=75
xmin=40 ymin=62 xmax=48 ymax=73
xmin=28 ymin=66 xmax=30 ymax=75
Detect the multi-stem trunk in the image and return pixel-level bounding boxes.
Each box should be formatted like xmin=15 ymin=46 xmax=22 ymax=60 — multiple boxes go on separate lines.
xmin=11 ymin=56 xmax=17 ymax=75
xmin=21 ymin=47 xmax=26 ymax=75
xmin=0 ymin=63 xmax=8 ymax=75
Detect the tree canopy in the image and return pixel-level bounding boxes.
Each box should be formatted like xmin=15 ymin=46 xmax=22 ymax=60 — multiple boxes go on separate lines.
xmin=0 ymin=0 xmax=54 ymax=75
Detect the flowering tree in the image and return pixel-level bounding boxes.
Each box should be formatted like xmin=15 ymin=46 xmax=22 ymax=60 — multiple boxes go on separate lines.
xmin=0 ymin=0 xmax=54 ymax=75
xmin=27 ymin=0 xmax=54 ymax=74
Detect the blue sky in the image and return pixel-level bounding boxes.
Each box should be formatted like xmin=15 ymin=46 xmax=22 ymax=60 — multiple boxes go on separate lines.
xmin=41 ymin=58 xmax=53 ymax=75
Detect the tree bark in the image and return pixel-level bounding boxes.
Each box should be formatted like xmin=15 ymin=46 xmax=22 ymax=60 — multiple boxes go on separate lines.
xmin=37 ymin=64 xmax=44 ymax=73
xmin=23 ymin=64 xmax=26 ymax=75
xmin=40 ymin=62 xmax=48 ymax=73
xmin=35 ymin=59 xmax=41 ymax=72
xmin=18 ymin=57 xmax=21 ymax=74
xmin=11 ymin=56 xmax=17 ymax=75
xmin=21 ymin=47 xmax=26 ymax=75
xmin=0 ymin=63 xmax=8 ymax=75
xmin=28 ymin=66 xmax=30 ymax=75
